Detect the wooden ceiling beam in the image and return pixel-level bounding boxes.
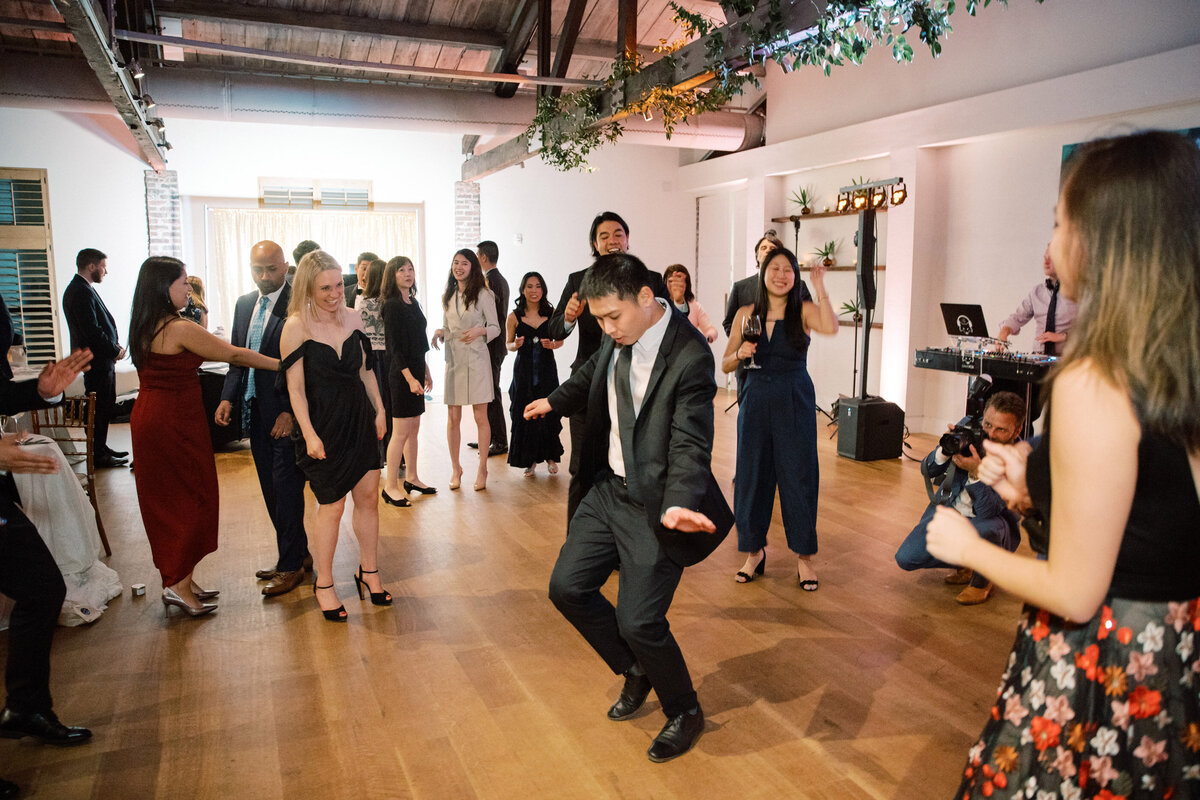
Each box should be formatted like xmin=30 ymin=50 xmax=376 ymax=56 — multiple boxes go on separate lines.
xmin=546 ymin=0 xmax=588 ymax=100
xmin=494 ymin=0 xmax=539 ymax=98
xmin=54 ymin=0 xmax=168 ymax=171
xmin=154 ymin=0 xmax=507 ymax=50
xmin=463 ymin=0 xmax=830 ymax=181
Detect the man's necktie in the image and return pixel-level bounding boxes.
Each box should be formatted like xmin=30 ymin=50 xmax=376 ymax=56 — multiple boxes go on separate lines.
xmin=243 ymin=295 xmax=270 ymax=431
xmin=615 ymin=344 xmax=641 ymax=504
xmin=1044 ymin=279 xmax=1059 ymax=356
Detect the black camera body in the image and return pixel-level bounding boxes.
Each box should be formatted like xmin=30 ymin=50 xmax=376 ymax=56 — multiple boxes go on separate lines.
xmin=940 ymin=416 xmax=986 ymax=458
xmin=938 ymin=374 xmax=992 ymax=458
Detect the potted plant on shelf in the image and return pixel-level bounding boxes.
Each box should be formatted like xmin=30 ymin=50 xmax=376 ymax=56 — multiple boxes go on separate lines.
xmin=840 ymin=300 xmax=863 ymax=325
xmin=789 ymin=185 xmax=815 ymax=215
xmin=813 ymin=240 xmax=839 ymax=267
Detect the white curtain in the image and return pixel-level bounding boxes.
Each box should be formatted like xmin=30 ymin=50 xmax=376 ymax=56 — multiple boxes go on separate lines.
xmin=206 ymin=207 xmax=419 ymax=331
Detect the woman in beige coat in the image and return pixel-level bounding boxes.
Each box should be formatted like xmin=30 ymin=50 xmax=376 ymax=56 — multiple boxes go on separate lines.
xmin=432 ymin=248 xmax=499 ymax=491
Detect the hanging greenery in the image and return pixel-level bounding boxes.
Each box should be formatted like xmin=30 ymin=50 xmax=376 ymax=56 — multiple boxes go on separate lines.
xmin=525 ymin=0 xmax=1042 ymax=171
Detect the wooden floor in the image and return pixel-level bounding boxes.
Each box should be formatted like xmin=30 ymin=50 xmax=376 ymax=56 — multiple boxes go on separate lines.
xmin=0 ymin=391 xmax=1029 ymax=799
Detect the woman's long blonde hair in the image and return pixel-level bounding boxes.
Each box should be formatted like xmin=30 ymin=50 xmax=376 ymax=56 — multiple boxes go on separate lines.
xmin=186 ymin=275 xmax=208 ymax=312
xmin=1052 ymin=130 xmax=1200 ymax=449
xmin=288 ymin=250 xmax=345 ymax=325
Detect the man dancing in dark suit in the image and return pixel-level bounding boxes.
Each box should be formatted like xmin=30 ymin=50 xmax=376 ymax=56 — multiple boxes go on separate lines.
xmin=215 ymin=241 xmax=310 ymax=596
xmin=0 ymin=325 xmax=95 ymax=797
xmin=61 ymin=248 xmax=126 ymax=468
xmin=527 ymin=253 xmax=733 ymax=763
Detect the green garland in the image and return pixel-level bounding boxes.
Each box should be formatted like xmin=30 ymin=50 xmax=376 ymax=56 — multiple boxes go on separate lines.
xmin=526 ymin=0 xmax=1042 ymax=171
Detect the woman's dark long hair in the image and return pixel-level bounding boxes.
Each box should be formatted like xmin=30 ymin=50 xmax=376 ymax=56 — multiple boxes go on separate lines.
xmin=382 ymin=256 xmax=417 ymax=306
xmin=753 ymin=247 xmax=810 ymax=350
xmin=441 ymin=248 xmax=487 ymax=310
xmin=364 ymin=258 xmax=386 ymax=300
xmin=128 ymin=256 xmax=186 ymax=369
xmin=513 ymin=271 xmax=554 ymax=317
xmin=663 ymin=264 xmax=695 ymax=303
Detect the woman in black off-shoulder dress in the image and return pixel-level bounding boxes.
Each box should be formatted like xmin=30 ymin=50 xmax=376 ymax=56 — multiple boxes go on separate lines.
xmin=279 ymin=249 xmax=391 ymax=623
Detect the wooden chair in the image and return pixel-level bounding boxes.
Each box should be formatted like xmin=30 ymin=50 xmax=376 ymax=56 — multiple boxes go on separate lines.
xmin=29 ymin=392 xmax=112 ymax=556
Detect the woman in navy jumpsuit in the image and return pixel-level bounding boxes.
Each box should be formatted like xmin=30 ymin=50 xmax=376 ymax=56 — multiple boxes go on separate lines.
xmin=722 ymin=247 xmax=838 ymax=588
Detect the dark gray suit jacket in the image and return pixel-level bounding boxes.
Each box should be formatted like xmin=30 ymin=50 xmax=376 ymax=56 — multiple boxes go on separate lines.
xmin=547 ymin=308 xmax=732 ymax=567
xmin=221 ymin=285 xmax=293 ymax=437
xmin=485 ymin=267 xmax=509 ymax=366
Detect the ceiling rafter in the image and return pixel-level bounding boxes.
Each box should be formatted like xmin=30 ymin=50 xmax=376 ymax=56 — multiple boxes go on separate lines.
xmin=494 ymin=0 xmax=540 ymax=98
xmin=153 ymin=0 xmax=507 ymax=50
xmin=463 ymin=0 xmax=829 ymax=181
xmin=547 ymin=0 xmax=590 ymax=100
xmin=54 ymin=0 xmax=167 ymax=171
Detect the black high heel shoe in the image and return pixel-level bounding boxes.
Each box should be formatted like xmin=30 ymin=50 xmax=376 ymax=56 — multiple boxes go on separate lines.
xmin=313 ymin=583 xmax=347 ymax=622
xmin=354 ymin=567 xmax=393 ymax=606
xmin=404 ymin=480 xmax=437 ymax=495
xmin=381 ymin=490 xmax=411 ymax=508
xmin=734 ymin=550 xmax=766 ymax=584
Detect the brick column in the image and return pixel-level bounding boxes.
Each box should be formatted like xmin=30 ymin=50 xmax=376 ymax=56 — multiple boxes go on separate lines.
xmin=454 ymin=180 xmax=480 ymax=249
xmin=144 ymin=169 xmax=183 ymax=259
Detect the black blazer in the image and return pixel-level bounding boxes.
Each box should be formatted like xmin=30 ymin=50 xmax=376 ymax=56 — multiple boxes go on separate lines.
xmin=722 ymin=274 xmax=759 ymax=336
xmin=485 ymin=267 xmax=510 ymax=364
xmin=220 ymin=285 xmax=292 ymax=435
xmin=62 ymin=274 xmax=121 ymax=362
xmin=547 ymin=309 xmax=733 ymax=567
xmin=548 ymin=267 xmax=670 ymax=373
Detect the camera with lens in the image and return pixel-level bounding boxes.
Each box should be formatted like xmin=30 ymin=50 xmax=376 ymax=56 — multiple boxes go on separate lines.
xmin=939 ymin=376 xmax=991 ymax=458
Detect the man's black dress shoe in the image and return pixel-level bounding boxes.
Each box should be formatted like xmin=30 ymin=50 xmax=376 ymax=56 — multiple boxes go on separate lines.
xmin=0 ymin=777 xmax=18 ymax=798
xmin=487 ymin=444 xmax=507 ymax=457
xmin=607 ymin=671 xmax=653 ymax=721
xmin=0 ymin=708 xmax=92 ymax=746
xmin=647 ymin=706 xmax=704 ymax=763
xmin=467 ymin=441 xmax=480 ymax=450
xmin=106 ymin=448 xmax=129 ymax=458
xmin=94 ymin=454 xmax=127 ymax=469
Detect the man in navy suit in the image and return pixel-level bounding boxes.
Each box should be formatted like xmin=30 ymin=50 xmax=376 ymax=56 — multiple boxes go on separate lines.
xmin=0 ymin=332 xmax=95 ymax=797
xmin=215 ymin=241 xmax=310 ymax=596
xmin=528 ymin=253 xmax=733 ymax=763
xmin=61 ymin=248 xmax=126 ymax=468
xmin=894 ymin=391 xmax=1026 ymax=605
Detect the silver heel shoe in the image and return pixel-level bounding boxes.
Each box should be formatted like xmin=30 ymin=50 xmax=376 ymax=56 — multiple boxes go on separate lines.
xmin=162 ymin=587 xmax=217 ymax=617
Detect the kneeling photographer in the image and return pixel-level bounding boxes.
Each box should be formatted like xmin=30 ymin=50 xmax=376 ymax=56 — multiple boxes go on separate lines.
xmin=894 ymin=385 xmax=1026 ymax=605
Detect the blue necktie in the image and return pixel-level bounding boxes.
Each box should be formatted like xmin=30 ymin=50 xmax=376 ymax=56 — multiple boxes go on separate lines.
xmin=243 ymin=295 xmax=270 ymax=431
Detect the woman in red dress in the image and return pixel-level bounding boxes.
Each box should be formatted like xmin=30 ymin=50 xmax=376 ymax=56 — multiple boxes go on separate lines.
xmin=128 ymin=257 xmax=279 ymax=616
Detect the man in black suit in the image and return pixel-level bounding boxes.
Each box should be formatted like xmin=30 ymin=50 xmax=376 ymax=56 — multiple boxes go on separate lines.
xmin=0 ymin=338 xmax=95 ymax=798
xmin=344 ymin=250 xmax=378 ymax=308
xmin=548 ymin=212 xmax=668 ymax=524
xmin=215 ymin=241 xmax=310 ymax=596
xmin=290 ymin=239 xmax=321 ymax=283
xmin=468 ymin=240 xmax=509 ymax=456
xmin=528 ymin=253 xmax=733 ymax=763
xmin=61 ymin=248 xmax=126 ymax=468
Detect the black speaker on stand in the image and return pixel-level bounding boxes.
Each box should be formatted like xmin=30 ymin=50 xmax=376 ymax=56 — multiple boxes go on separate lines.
xmin=836 ymin=200 xmax=905 ymax=461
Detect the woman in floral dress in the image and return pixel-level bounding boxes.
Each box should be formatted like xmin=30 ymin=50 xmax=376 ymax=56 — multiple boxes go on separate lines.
xmin=927 ymin=130 xmax=1200 ymax=799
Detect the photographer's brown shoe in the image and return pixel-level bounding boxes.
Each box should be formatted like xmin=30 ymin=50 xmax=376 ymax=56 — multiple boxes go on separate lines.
xmin=944 ymin=567 xmax=973 ymax=585
xmin=956 ymin=583 xmax=993 ymax=605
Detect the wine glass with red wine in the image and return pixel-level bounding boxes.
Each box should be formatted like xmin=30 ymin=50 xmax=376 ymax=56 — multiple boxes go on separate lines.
xmin=741 ymin=314 xmax=763 ymax=369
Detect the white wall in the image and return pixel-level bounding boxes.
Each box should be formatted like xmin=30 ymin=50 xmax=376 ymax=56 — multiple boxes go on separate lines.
xmin=676 ymin=0 xmax=1200 ymax=434
xmin=0 ymin=108 xmax=466 ymax=349
xmin=476 ymin=142 xmax=694 ymax=385
xmin=0 ymin=108 xmax=152 ymax=350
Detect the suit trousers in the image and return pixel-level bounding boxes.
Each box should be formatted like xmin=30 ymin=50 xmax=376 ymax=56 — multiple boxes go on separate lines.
xmin=84 ymin=359 xmax=116 ymax=453
xmin=565 ymin=409 xmax=588 ymax=526
xmin=895 ymin=502 xmax=1019 ymax=589
xmin=0 ymin=500 xmax=66 ymax=713
xmin=548 ymin=476 xmax=698 ymax=719
xmin=249 ymin=399 xmax=309 ymax=572
xmin=371 ymin=349 xmax=393 ymax=464
xmin=486 ymin=345 xmax=506 ymax=449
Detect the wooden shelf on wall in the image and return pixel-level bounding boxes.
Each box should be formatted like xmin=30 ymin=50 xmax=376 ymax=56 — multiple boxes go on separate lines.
xmin=770 ymin=206 xmax=890 ymax=223
xmin=800 ymin=264 xmax=886 ymax=272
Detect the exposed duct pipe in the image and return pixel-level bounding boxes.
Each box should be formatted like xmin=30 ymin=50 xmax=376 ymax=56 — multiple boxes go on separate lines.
xmin=1 ymin=54 xmax=760 ymax=152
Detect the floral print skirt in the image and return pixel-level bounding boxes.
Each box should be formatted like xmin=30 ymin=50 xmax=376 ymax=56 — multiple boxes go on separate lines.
xmin=956 ymin=595 xmax=1200 ymax=799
